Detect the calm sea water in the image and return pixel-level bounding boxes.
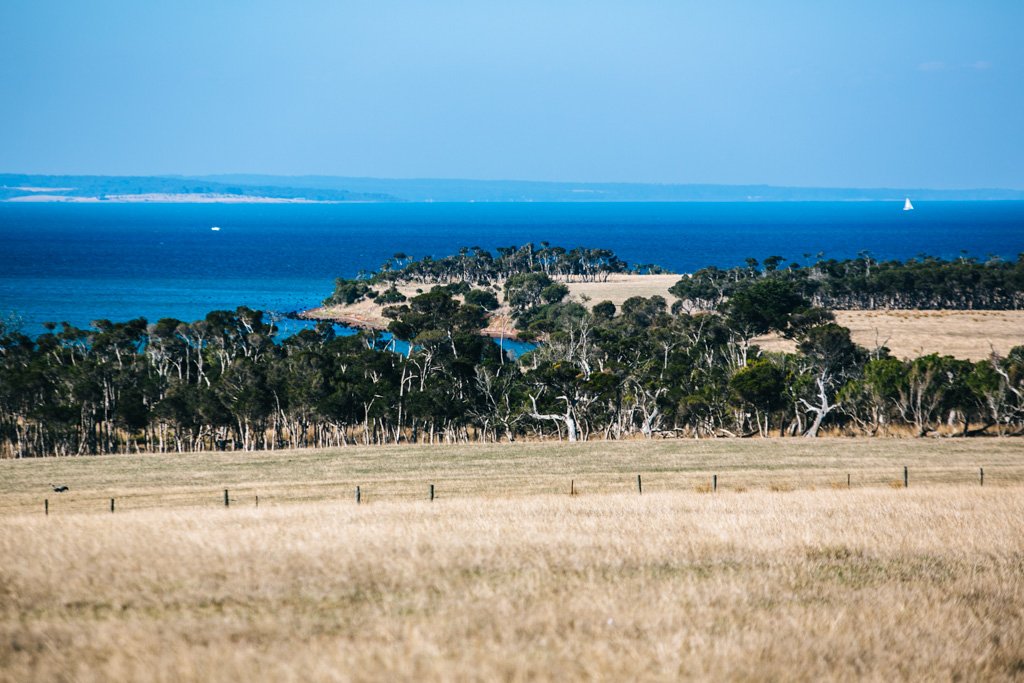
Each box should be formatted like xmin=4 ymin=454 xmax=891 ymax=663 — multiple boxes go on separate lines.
xmin=1 ymin=201 xmax=1022 ymax=337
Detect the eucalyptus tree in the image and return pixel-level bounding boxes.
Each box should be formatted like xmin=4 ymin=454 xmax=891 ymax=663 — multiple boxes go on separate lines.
xmin=841 ymin=356 xmax=902 ymax=435
xmin=79 ymin=318 xmax=152 ymax=453
xmin=385 ymin=287 xmax=499 ymax=443
xmin=795 ymin=323 xmax=865 ymax=437
xmin=271 ymin=328 xmax=334 ymax=448
xmin=971 ymin=347 xmax=1024 ymax=434
xmin=522 ymin=305 xmax=615 ymax=441
xmin=594 ymin=296 xmax=674 ymax=438
xmin=729 ymin=357 xmax=789 ymax=437
xmin=720 ymin=279 xmax=832 ymax=367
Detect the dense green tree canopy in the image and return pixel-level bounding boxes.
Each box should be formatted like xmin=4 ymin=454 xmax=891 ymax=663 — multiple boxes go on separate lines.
xmin=4 ymin=248 xmax=1024 ymax=457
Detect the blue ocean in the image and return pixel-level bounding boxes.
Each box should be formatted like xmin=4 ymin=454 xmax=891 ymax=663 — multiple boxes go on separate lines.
xmin=1 ymin=201 xmax=1023 ymax=337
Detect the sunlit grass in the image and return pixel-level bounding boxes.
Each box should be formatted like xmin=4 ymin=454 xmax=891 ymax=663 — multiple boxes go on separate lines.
xmin=0 ymin=438 xmax=1017 ymax=514
xmin=2 ymin=439 xmax=1023 ymax=681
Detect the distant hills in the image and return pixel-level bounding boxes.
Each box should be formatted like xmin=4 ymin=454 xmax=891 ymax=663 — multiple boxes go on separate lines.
xmin=2 ymin=173 xmax=1023 ymax=203
xmin=0 ymin=174 xmax=396 ymax=203
xmin=201 ymin=175 xmax=1024 ymax=202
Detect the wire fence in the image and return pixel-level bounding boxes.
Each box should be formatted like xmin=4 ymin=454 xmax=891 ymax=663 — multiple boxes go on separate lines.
xmin=5 ymin=463 xmax=1023 ymax=517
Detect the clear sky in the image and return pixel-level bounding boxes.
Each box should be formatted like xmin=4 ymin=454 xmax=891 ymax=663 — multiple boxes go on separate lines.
xmin=1 ymin=1 xmax=1021 ymax=188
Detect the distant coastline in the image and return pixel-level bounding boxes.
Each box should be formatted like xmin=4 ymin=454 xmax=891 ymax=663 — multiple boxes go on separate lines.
xmin=5 ymin=193 xmax=362 ymax=204
xmin=0 ymin=174 xmax=396 ymax=203
xmin=3 ymin=173 xmax=1024 ymax=203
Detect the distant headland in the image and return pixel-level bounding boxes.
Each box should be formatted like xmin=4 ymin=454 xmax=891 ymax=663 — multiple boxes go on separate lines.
xmin=3 ymin=173 xmax=1023 ymax=203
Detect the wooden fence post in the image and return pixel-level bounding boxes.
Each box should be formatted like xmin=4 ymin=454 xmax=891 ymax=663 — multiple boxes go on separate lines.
xmin=430 ymin=484 xmax=435 ymax=501
xmin=980 ymin=467 xmax=984 ymax=487
xmin=356 ymin=486 xmax=361 ymax=504
xmin=110 ymin=498 xmax=115 ymax=513
xmin=713 ymin=474 xmax=718 ymax=492
xmin=255 ymin=495 xmax=259 ymax=508
xmin=847 ymin=473 xmax=851 ymax=488
xmin=570 ymin=479 xmax=575 ymax=496
xmin=44 ymin=499 xmax=48 ymax=516
xmin=224 ymin=489 xmax=230 ymax=507
xmin=903 ymin=466 xmax=908 ymax=488
xmin=637 ymin=474 xmax=643 ymax=495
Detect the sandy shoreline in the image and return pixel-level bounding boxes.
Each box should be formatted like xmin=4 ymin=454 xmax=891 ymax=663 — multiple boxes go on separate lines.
xmin=299 ymin=306 xmax=522 ymax=340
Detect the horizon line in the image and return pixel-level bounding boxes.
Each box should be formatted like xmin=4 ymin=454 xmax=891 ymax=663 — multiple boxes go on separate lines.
xmin=2 ymin=171 xmax=1023 ymax=195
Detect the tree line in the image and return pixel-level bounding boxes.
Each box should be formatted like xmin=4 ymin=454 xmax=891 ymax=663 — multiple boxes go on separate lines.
xmin=2 ymin=269 xmax=1022 ymax=457
xmin=326 ymin=243 xmax=671 ymax=307
xmin=669 ymin=253 xmax=1024 ymax=311
xmin=330 ymin=247 xmax=1024 ymax=312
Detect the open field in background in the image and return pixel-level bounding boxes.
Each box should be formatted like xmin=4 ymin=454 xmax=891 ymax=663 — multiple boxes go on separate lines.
xmin=306 ymin=273 xmax=1024 ymax=359
xmin=567 ymin=281 xmax=1024 ymax=361
xmin=756 ymin=309 xmax=1024 ymax=361
xmin=3 ymin=462 xmax=1024 ymax=680
xmin=1 ymin=438 xmax=1022 ymax=514
xmin=564 ymin=273 xmax=682 ymax=307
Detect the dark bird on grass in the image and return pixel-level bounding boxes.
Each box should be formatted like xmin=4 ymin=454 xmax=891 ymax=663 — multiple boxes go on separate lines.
xmin=50 ymin=484 xmax=69 ymax=493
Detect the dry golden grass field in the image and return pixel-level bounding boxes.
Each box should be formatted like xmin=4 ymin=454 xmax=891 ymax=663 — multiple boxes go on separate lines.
xmin=3 ymin=439 xmax=1023 ymax=682
xmin=755 ymin=309 xmax=1024 ymax=361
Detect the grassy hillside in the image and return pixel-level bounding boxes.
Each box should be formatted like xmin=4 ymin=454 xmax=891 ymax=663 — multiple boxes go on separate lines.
xmin=1 ymin=440 xmax=1023 ymax=681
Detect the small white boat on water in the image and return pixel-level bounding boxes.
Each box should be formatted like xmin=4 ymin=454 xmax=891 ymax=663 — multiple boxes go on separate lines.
xmin=211 ymin=226 xmax=221 ymax=231
xmin=903 ymin=198 xmax=914 ymax=211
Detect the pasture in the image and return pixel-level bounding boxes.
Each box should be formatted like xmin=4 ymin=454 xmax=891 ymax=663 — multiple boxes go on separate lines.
xmin=2 ymin=439 xmax=1023 ymax=681
xmin=757 ymin=308 xmax=1024 ymax=361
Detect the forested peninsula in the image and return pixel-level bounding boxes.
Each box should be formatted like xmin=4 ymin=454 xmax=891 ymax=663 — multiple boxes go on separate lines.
xmin=2 ymin=246 xmax=1023 ymax=457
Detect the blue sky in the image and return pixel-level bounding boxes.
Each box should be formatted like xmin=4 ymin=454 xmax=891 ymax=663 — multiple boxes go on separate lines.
xmin=1 ymin=1 xmax=1021 ymax=188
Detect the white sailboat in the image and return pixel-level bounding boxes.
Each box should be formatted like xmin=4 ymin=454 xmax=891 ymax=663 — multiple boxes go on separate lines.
xmin=903 ymin=198 xmax=914 ymax=211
